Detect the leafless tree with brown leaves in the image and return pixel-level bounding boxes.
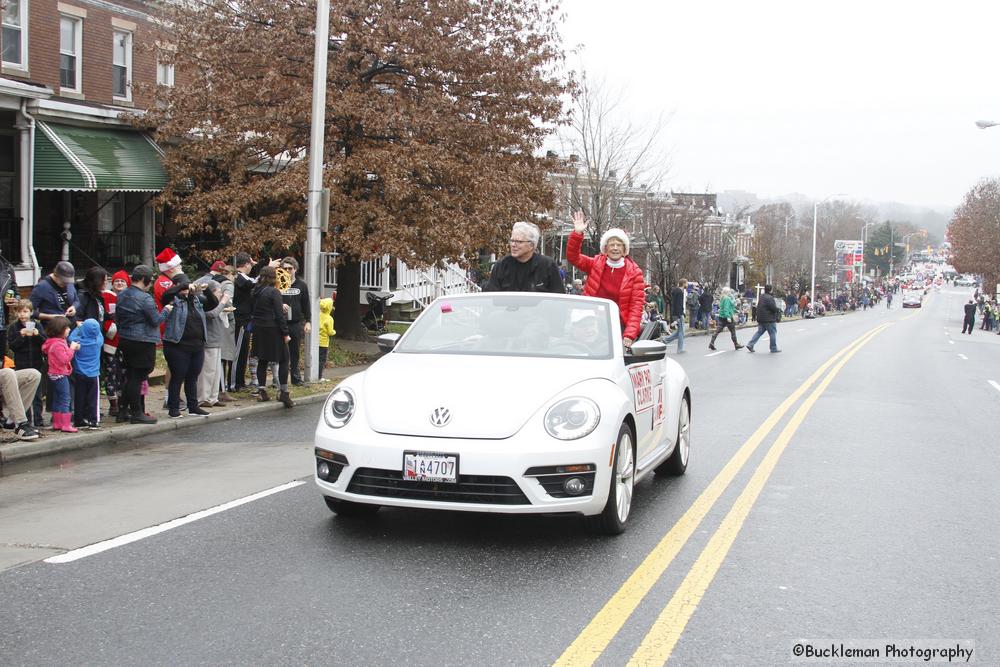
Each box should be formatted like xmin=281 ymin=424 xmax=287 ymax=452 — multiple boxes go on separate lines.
xmin=141 ymin=0 xmax=571 ymax=337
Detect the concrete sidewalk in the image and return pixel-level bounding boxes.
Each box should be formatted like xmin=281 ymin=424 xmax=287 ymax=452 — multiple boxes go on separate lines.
xmin=0 ymin=364 xmax=369 ymax=469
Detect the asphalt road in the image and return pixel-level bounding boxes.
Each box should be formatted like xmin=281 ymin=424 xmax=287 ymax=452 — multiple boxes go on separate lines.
xmin=1 ymin=287 xmax=997 ymax=665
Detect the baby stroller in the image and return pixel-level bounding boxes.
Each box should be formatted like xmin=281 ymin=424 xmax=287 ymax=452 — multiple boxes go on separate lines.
xmin=362 ymin=291 xmax=392 ymax=335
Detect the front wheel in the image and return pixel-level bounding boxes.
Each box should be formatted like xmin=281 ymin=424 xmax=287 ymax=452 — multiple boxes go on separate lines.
xmin=656 ymin=395 xmax=690 ymax=476
xmin=587 ymin=422 xmax=635 ymax=535
xmin=323 ymin=496 xmax=381 ymax=517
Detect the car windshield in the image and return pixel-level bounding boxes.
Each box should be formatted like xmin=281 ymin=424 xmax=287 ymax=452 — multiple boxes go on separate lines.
xmin=395 ymin=294 xmax=615 ymax=359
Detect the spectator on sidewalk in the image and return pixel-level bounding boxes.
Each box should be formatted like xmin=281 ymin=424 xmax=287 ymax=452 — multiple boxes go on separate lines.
xmin=101 ymin=271 xmax=127 ymax=418
xmin=231 ymin=254 xmax=279 ymax=392
xmin=42 ymin=316 xmax=80 ymax=433
xmin=698 ymin=287 xmax=714 ymax=330
xmin=0 ymin=366 xmax=42 ymax=440
xmin=661 ymin=279 xmax=688 ymax=353
xmin=216 ymin=265 xmax=236 ymax=400
xmin=7 ymin=299 xmax=46 ymax=427
xmin=251 ymin=266 xmax=294 ymax=408
xmin=162 ymin=274 xmax=215 ymax=418
xmin=317 ymin=297 xmax=335 ymax=382
xmin=73 ymin=267 xmax=108 ymax=325
xmin=69 ymin=318 xmax=103 ymax=430
xmin=116 ymin=265 xmax=171 ymax=424
xmin=30 ymin=261 xmax=78 ymax=326
xmin=198 ymin=280 xmax=231 ymax=407
xmin=280 ymin=257 xmax=311 ymax=386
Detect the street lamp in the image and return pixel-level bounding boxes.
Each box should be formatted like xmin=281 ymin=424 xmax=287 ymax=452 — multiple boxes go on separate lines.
xmin=811 ymin=193 xmax=846 ymax=309
xmin=860 ymin=221 xmax=878 ymax=287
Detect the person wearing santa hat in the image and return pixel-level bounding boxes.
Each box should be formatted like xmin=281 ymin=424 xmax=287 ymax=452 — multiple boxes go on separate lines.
xmin=567 ymin=210 xmax=647 ymax=348
xmin=154 ymin=248 xmax=186 ymax=406
xmin=154 ymin=248 xmax=185 ymax=311
xmin=102 ymin=270 xmax=128 ymax=417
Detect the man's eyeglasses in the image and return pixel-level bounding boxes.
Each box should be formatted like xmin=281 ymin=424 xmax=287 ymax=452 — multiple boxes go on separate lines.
xmin=509 ymin=239 xmax=530 ymax=245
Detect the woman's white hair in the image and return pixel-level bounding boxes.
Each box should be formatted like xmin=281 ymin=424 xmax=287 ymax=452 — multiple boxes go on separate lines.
xmin=511 ymin=221 xmax=540 ymax=246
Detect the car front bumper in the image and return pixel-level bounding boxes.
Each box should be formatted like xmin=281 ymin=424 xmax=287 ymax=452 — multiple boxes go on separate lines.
xmin=314 ymin=427 xmax=617 ymax=516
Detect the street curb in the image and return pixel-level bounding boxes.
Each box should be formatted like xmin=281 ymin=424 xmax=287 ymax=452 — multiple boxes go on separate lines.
xmin=0 ymin=392 xmax=330 ymax=467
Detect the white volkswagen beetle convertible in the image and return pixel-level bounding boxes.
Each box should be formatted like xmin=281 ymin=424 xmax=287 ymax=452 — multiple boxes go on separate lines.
xmin=314 ymin=292 xmax=691 ymax=534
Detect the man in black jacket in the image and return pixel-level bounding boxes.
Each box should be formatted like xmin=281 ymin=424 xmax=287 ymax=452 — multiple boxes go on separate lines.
xmin=483 ymin=222 xmax=563 ymax=293
xmin=280 ymin=257 xmax=311 ymax=385
xmin=962 ymin=300 xmax=976 ymax=334
xmin=661 ymin=279 xmax=687 ymax=353
xmin=746 ymin=284 xmax=782 ymax=353
xmin=231 ymin=253 xmax=280 ymax=391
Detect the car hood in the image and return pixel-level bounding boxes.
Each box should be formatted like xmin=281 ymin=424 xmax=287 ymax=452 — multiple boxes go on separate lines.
xmin=362 ymin=353 xmax=613 ymax=438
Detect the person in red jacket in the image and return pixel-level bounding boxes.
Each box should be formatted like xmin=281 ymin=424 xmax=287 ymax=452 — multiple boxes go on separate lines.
xmin=567 ymin=211 xmax=646 ymax=347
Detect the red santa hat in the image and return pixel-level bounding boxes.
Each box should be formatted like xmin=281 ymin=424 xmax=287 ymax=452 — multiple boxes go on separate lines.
xmin=156 ymin=247 xmax=182 ymax=273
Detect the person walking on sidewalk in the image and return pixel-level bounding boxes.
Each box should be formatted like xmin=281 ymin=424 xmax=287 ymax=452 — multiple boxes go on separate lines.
xmin=962 ymin=299 xmax=976 ymax=334
xmin=746 ymin=284 xmax=782 ymax=353
xmin=42 ymin=316 xmax=80 ymax=433
xmin=116 ymin=266 xmax=172 ymax=424
xmin=661 ymin=279 xmax=688 ymax=353
xmin=251 ymin=266 xmax=294 ymax=408
xmin=708 ymin=288 xmax=744 ymax=351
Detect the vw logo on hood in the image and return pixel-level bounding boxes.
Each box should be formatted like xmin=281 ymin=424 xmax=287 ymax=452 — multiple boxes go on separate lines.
xmin=429 ymin=407 xmax=452 ymax=427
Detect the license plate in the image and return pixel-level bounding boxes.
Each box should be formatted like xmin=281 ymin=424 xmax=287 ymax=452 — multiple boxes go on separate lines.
xmin=403 ymin=452 xmax=458 ymax=483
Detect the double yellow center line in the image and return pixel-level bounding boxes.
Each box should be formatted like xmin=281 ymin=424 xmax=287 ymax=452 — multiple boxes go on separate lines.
xmin=555 ymin=322 xmax=892 ymax=667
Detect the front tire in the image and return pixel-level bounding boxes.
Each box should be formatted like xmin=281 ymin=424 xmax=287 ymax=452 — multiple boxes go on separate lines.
xmin=587 ymin=422 xmax=635 ymax=535
xmin=323 ymin=496 xmax=381 ymax=517
xmin=656 ymin=395 xmax=690 ymax=476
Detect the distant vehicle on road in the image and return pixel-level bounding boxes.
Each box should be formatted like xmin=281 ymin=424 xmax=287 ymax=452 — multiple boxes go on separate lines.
xmin=314 ymin=292 xmax=692 ymax=535
xmin=902 ymin=291 xmax=923 ymax=308
xmin=955 ymin=276 xmax=977 ymax=287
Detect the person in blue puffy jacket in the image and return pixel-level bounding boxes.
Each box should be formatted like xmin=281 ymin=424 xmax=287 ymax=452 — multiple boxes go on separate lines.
xmin=69 ymin=318 xmax=104 ymax=429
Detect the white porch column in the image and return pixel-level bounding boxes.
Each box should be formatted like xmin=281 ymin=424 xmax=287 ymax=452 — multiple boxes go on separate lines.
xmin=142 ymin=204 xmax=154 ymax=267
xmin=14 ymin=111 xmax=35 ymax=278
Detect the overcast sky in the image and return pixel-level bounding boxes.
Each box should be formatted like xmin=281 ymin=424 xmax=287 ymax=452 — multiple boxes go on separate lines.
xmin=554 ymin=0 xmax=1000 ymax=211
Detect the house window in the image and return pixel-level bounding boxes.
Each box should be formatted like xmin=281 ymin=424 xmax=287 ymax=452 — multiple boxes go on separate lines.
xmin=2 ymin=0 xmax=27 ymax=68
xmin=112 ymin=30 xmax=132 ymax=99
xmin=60 ymin=16 xmax=82 ymax=91
xmin=156 ymin=60 xmax=174 ymax=87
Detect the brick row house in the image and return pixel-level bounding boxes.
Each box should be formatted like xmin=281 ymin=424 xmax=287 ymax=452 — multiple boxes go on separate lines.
xmin=0 ymin=0 xmax=170 ymax=287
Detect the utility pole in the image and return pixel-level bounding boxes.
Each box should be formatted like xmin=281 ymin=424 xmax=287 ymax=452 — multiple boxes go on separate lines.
xmin=303 ymin=0 xmax=331 ymax=382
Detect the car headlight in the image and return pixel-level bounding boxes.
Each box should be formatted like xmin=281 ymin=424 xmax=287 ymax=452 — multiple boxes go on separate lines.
xmin=324 ymin=388 xmax=356 ymax=428
xmin=544 ymin=397 xmax=600 ymax=440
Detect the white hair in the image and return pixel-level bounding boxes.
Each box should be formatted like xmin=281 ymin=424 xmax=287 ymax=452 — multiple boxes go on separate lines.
xmin=511 ymin=221 xmax=540 ymax=246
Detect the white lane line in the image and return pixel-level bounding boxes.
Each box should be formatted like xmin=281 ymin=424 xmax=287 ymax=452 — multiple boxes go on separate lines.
xmin=958 ymin=354 xmax=968 ymax=360
xmin=705 ymin=350 xmax=725 ymax=357
xmin=990 ymin=380 xmax=1000 ymax=394
xmin=949 ymin=340 xmax=955 ymax=345
xmin=45 ymin=480 xmax=306 ymax=564
xmin=796 ymin=328 xmax=805 ymax=332
xmin=945 ymin=332 xmax=951 ymax=336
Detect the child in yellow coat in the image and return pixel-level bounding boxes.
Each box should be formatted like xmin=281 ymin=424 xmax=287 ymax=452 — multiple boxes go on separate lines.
xmin=318 ymin=297 xmax=336 ymax=381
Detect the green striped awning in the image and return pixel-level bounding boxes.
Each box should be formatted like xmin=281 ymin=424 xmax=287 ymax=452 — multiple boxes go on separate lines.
xmin=34 ymin=120 xmax=167 ymax=192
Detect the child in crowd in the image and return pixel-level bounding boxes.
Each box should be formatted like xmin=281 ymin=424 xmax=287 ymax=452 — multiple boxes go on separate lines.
xmin=103 ymin=270 xmax=128 ymax=416
xmin=318 ymin=297 xmax=335 ymax=381
xmin=69 ymin=318 xmax=104 ymax=429
xmin=42 ymin=316 xmax=79 ymax=433
xmin=8 ymin=299 xmax=47 ymax=427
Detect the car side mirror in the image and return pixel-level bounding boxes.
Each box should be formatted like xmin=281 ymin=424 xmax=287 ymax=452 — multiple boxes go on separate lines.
xmin=625 ymin=339 xmax=666 ymax=363
xmin=377 ymin=332 xmax=401 ymax=353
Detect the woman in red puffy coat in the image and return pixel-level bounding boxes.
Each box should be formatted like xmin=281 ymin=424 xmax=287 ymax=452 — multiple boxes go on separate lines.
xmin=567 ymin=211 xmax=647 ymax=347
